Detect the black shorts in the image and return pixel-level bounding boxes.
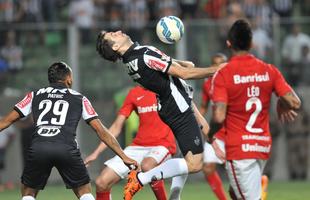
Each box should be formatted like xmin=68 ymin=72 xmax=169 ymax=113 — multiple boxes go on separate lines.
xmin=0 ymin=148 xmax=5 ymax=169
xmin=160 ymin=108 xmax=204 ymax=156
xmin=21 ymin=142 xmax=90 ymax=190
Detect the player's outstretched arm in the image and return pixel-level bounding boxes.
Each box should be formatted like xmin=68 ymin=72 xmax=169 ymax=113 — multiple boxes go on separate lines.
xmin=88 ymin=118 xmax=138 ymax=169
xmin=0 ymin=110 xmax=20 ymax=132
xmin=84 ymin=115 xmax=126 ymax=166
xmin=168 ymin=61 xmax=221 ymax=80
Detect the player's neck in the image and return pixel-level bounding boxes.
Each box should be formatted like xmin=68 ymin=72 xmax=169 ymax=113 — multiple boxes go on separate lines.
xmin=232 ymin=50 xmax=249 ymax=56
xmin=118 ymin=40 xmax=134 ymax=56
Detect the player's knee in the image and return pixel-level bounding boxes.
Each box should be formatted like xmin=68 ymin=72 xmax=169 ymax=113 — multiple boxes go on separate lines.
xmin=186 ymin=159 xmax=203 ymax=172
xmin=95 ymin=176 xmax=110 ymax=191
xmin=203 ymin=163 xmax=216 ymax=176
xmin=141 ymin=162 xmax=157 ymax=172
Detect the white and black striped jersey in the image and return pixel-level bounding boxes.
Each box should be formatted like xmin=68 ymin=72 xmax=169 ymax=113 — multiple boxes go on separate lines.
xmin=14 ymin=83 xmax=98 ymax=147
xmin=122 ymin=43 xmax=193 ymax=125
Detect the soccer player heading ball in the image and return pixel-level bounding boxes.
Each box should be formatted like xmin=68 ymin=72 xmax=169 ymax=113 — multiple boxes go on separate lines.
xmin=0 ymin=62 xmax=138 ymax=200
xmin=96 ymin=30 xmax=222 ymax=199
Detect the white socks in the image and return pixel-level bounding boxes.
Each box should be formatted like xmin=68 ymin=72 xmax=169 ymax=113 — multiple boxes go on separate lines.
xmin=138 ymin=158 xmax=189 ymax=185
xmin=169 ymin=174 xmax=188 ymax=200
xmin=21 ymin=196 xmax=35 ymax=200
xmin=80 ymin=193 xmax=95 ymax=200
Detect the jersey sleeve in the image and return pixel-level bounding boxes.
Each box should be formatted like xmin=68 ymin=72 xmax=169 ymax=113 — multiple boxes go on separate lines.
xmin=210 ymin=70 xmax=228 ymax=103
xmin=14 ymin=92 xmax=34 ymax=117
xmin=272 ymin=65 xmax=292 ymax=97
xmin=201 ymin=79 xmax=211 ymax=104
xmin=82 ymin=96 xmax=98 ymax=123
xmin=118 ymin=91 xmax=134 ymax=118
xmin=143 ymin=46 xmax=172 ymax=73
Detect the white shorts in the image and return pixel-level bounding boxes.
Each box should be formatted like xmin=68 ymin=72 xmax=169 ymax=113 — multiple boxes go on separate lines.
xmin=226 ymin=159 xmax=267 ymax=200
xmin=104 ymin=145 xmax=171 ymax=179
xmin=203 ymin=139 xmax=225 ymax=164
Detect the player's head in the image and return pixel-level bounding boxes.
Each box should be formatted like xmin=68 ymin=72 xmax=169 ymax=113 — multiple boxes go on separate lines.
xmin=48 ymin=62 xmax=73 ymax=88
xmin=96 ymin=30 xmax=132 ymax=62
xmin=227 ymin=19 xmax=252 ymax=51
xmin=211 ymin=53 xmax=227 ymax=65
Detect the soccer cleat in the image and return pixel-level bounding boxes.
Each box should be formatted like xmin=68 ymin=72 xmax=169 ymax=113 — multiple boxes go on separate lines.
xmin=261 ymin=175 xmax=269 ymax=200
xmin=124 ymin=170 xmax=143 ymax=200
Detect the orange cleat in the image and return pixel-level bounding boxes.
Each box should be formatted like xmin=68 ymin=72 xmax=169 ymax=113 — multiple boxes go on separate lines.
xmin=124 ymin=170 xmax=143 ymax=200
xmin=261 ymin=175 xmax=269 ymax=200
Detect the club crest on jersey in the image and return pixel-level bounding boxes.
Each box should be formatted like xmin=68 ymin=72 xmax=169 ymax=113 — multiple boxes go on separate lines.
xmin=17 ymin=92 xmax=33 ymax=109
xmin=37 ymin=126 xmax=60 ymax=137
xmin=194 ymin=136 xmax=201 ymax=146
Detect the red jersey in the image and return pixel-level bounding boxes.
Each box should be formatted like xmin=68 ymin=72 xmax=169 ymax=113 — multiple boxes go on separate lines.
xmin=202 ymin=78 xmax=226 ymax=141
xmin=211 ymin=54 xmax=292 ymax=160
xmin=119 ymin=86 xmax=176 ymax=155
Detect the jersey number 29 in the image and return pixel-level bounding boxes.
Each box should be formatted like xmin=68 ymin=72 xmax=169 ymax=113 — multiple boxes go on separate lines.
xmin=37 ymin=100 xmax=69 ymax=126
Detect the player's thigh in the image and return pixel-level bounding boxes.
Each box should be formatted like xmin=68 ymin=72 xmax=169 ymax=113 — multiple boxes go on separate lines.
xmin=104 ymin=146 xmax=149 ymax=179
xmin=141 ymin=146 xmax=171 ymax=171
xmin=55 ymin=145 xmax=90 ymax=189
xmin=172 ymin=110 xmax=204 ymax=157
xmin=226 ymin=159 xmax=265 ymax=200
xmin=203 ymin=139 xmax=225 ymax=164
xmin=21 ymin=143 xmax=54 ymax=190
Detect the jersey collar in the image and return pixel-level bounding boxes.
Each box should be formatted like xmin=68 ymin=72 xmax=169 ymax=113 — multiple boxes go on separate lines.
xmin=50 ymin=82 xmax=67 ymax=88
xmin=122 ymin=42 xmax=139 ymax=62
xmin=230 ymin=53 xmax=254 ymax=61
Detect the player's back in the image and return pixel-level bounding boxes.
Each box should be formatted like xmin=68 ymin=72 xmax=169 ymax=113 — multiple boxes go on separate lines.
xmin=31 ymin=84 xmax=85 ymax=146
xmin=213 ymin=54 xmax=291 ymax=159
xmin=14 ymin=83 xmax=97 ymax=147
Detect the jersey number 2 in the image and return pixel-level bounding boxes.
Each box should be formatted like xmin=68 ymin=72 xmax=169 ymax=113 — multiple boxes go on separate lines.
xmin=245 ymin=97 xmax=263 ymax=133
xmin=37 ymin=100 xmax=69 ymax=126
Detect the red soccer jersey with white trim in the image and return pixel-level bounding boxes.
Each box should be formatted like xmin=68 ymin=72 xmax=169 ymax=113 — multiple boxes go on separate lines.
xmin=211 ymin=54 xmax=292 ymax=160
xmin=119 ymin=86 xmax=176 ymax=155
xmin=202 ymin=78 xmax=226 ymax=141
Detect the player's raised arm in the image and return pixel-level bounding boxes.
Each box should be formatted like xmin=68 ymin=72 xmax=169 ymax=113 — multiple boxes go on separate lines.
xmin=84 ymin=115 xmax=126 ymax=166
xmin=0 ymin=110 xmax=21 ymax=132
xmin=167 ymin=61 xmax=221 ymax=80
xmin=88 ymin=118 xmax=138 ymax=169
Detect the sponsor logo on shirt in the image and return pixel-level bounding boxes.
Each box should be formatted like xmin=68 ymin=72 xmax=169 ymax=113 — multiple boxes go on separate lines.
xmin=137 ymin=104 xmax=157 ymax=113
xmin=17 ymin=92 xmax=32 ymax=109
xmin=83 ymin=98 xmax=96 ymax=115
xmin=241 ymin=143 xmax=271 ymax=153
xmin=233 ymin=72 xmax=270 ymax=84
xmin=37 ymin=126 xmax=61 ymax=137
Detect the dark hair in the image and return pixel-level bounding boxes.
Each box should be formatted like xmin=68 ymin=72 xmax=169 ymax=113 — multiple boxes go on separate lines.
xmin=48 ymin=62 xmax=72 ymax=83
xmin=227 ymin=19 xmax=252 ymax=51
xmin=96 ymin=31 xmax=122 ymax=62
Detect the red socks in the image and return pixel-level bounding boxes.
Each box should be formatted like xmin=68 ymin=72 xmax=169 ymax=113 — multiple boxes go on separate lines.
xmin=150 ymin=180 xmax=167 ymax=200
xmin=206 ymin=172 xmax=227 ymax=200
xmin=96 ymin=191 xmax=111 ymax=200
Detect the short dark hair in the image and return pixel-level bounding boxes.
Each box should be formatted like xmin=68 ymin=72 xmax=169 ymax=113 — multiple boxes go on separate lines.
xmin=96 ymin=31 xmax=122 ymax=62
xmin=48 ymin=62 xmax=72 ymax=83
xmin=227 ymin=19 xmax=252 ymax=51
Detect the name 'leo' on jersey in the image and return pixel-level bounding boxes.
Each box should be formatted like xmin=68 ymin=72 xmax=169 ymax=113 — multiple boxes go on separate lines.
xmin=14 ymin=83 xmax=98 ymax=147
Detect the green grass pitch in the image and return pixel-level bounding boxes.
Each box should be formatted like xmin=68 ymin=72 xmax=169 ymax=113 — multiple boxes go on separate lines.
xmin=2 ymin=181 xmax=310 ymax=199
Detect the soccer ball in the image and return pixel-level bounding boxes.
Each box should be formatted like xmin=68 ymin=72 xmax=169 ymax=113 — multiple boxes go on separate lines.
xmin=156 ymin=16 xmax=184 ymax=44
